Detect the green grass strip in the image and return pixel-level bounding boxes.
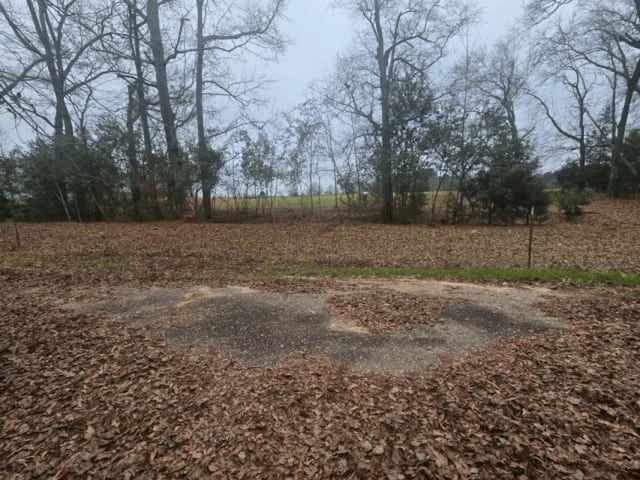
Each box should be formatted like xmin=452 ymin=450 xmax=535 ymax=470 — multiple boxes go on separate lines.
xmin=275 ymin=266 xmax=640 ymax=286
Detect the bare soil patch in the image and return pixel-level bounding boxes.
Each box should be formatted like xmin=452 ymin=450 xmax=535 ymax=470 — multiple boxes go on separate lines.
xmin=70 ymin=279 xmax=562 ymax=374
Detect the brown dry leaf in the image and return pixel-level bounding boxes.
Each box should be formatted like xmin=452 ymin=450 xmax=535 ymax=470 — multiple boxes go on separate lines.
xmin=84 ymin=425 xmax=95 ymax=440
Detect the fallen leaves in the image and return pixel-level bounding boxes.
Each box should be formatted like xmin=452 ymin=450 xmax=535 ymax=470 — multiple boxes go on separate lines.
xmin=1 ymin=195 xmax=640 ymax=288
xmin=0 ymin=194 xmax=639 ymax=478
xmin=328 ymin=290 xmax=450 ymax=334
xmin=1 ymin=283 xmax=639 ymax=479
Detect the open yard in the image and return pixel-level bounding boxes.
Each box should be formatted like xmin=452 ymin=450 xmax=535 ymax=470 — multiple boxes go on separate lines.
xmin=1 ymin=196 xmax=639 ymax=479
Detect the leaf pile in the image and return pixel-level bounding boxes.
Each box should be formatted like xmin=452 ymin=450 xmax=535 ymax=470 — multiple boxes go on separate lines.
xmin=328 ymin=291 xmax=449 ymax=334
xmin=2 ymin=282 xmax=638 ymax=479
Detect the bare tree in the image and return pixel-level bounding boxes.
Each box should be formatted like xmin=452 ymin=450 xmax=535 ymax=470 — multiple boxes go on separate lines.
xmin=527 ymin=42 xmax=600 ymax=181
xmin=526 ymin=0 xmax=640 ymax=194
xmin=331 ymin=0 xmax=475 ymax=222
xmin=101 ymin=0 xmax=181 ymax=218
xmin=101 ymin=0 xmax=157 ymax=218
xmin=473 ymin=35 xmax=535 ymax=159
xmin=0 ymin=0 xmax=114 ymax=140
xmin=123 ymin=0 xmax=155 ymax=178
xmin=194 ymin=0 xmax=286 ymax=220
xmin=146 ymin=0 xmax=186 ymax=217
xmin=0 ymin=0 xmax=117 ymax=221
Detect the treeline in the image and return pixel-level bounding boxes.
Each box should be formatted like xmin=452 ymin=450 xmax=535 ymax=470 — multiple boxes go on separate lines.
xmin=1 ymin=0 xmax=639 ymax=224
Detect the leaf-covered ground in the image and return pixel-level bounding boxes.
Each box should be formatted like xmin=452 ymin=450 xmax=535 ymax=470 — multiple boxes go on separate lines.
xmin=328 ymin=291 xmax=449 ymax=335
xmin=1 ymin=196 xmax=640 ymax=286
xmin=2 ymin=284 xmax=638 ymax=479
xmin=1 ymin=196 xmax=639 ymax=478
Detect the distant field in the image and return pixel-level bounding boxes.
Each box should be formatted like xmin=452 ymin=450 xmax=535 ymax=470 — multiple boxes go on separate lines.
xmin=208 ymin=193 xmax=371 ymax=212
xmin=202 ymin=191 xmax=461 ymax=212
xmin=199 ymin=190 xmax=569 ymax=220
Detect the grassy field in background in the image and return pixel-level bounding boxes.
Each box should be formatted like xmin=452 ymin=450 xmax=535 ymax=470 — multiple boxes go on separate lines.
xmin=209 ymin=193 xmax=363 ymax=211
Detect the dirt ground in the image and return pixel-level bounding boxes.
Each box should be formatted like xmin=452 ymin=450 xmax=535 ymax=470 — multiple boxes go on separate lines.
xmin=67 ymin=279 xmax=563 ymax=375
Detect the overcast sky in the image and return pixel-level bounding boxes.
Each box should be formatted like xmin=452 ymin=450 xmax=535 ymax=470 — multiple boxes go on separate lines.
xmin=0 ymin=0 xmax=525 ymax=149
xmin=268 ymin=0 xmax=525 ymax=111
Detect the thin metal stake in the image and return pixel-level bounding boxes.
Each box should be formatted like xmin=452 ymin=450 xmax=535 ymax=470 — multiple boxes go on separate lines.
xmin=528 ymin=206 xmax=534 ymax=269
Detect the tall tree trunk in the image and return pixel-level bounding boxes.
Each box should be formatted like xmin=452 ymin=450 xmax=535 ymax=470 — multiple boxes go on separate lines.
xmin=27 ymin=0 xmax=76 ymax=223
xmin=374 ymin=0 xmax=394 ymax=223
xmin=505 ymin=104 xmax=521 ymax=161
xmin=195 ymin=0 xmax=212 ymax=220
xmin=128 ymin=2 xmax=161 ymax=217
xmin=577 ymin=94 xmax=587 ymax=189
xmin=609 ymin=61 xmax=640 ymax=196
xmin=129 ymin=4 xmax=153 ymax=165
xmin=28 ymin=0 xmax=74 ymax=147
xmin=577 ymin=96 xmax=586 ymax=170
xmin=126 ymin=85 xmax=142 ymax=219
xmin=147 ymin=0 xmax=184 ymax=218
